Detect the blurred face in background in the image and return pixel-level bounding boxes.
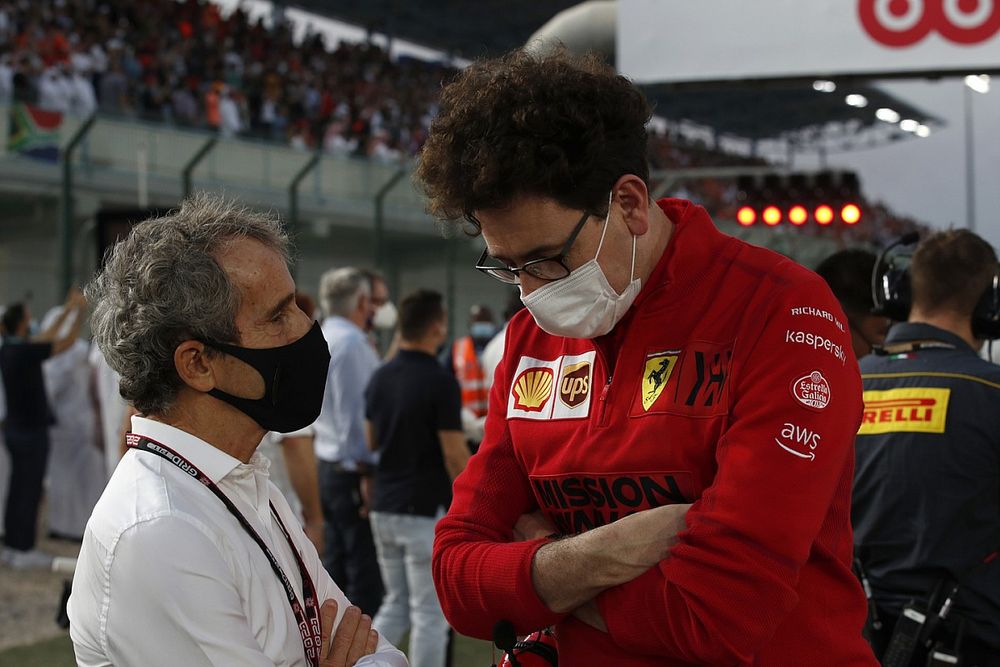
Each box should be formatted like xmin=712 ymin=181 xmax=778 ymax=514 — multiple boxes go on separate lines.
xmin=850 ymin=313 xmax=891 ymax=359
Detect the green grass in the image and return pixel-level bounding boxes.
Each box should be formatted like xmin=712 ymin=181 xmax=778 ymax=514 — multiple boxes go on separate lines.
xmin=0 ymin=635 xmax=75 ymax=666
xmin=0 ymin=632 xmax=495 ymax=666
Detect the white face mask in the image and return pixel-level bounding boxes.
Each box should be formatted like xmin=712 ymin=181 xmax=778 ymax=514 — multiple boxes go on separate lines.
xmin=521 ymin=194 xmax=641 ymax=338
xmin=372 ymin=301 xmax=399 ymax=330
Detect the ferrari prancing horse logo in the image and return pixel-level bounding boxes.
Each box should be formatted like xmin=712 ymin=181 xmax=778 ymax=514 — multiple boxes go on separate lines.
xmin=642 ymin=351 xmax=680 ymax=411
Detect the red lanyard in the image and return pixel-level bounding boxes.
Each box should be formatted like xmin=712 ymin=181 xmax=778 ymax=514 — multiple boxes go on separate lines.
xmin=126 ymin=434 xmax=323 ymax=666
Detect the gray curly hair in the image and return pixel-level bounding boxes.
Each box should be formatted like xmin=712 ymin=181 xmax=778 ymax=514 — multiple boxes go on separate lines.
xmin=87 ymin=193 xmax=289 ymax=415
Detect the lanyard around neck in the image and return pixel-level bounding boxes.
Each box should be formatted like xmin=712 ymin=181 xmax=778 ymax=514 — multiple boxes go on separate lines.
xmin=125 ymin=434 xmax=323 ymax=667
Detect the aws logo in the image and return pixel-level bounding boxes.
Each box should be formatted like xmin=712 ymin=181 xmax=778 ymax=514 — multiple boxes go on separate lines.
xmin=774 ymin=422 xmax=822 ymax=461
xmin=508 ymin=352 xmax=595 ymax=420
xmin=858 ymin=387 xmax=950 ymax=434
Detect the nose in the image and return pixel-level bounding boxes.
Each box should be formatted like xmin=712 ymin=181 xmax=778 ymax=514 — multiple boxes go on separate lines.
xmin=291 ymin=304 xmax=313 ymax=341
xmin=517 ymin=274 xmax=546 ymax=299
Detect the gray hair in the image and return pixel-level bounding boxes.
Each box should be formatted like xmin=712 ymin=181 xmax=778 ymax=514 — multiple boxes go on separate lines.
xmin=319 ymin=267 xmax=370 ymax=317
xmin=86 ymin=193 xmax=289 ymax=415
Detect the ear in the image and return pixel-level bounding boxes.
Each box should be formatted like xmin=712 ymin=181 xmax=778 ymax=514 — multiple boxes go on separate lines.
xmin=613 ymin=175 xmax=651 ymax=237
xmin=174 ymin=340 xmax=216 ymax=393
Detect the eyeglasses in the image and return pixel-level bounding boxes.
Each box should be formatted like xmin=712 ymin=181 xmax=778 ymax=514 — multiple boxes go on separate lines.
xmin=475 ymin=210 xmax=594 ymax=285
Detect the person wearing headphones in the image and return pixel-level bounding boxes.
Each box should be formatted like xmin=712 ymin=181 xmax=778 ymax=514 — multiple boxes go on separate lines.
xmin=816 ymin=249 xmax=891 ymax=360
xmin=853 ymin=229 xmax=1000 ymax=665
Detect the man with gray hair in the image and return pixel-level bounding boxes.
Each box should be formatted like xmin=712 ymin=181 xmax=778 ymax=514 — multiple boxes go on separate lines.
xmin=68 ymin=194 xmax=407 ymax=667
xmin=313 ymin=267 xmax=385 ymax=617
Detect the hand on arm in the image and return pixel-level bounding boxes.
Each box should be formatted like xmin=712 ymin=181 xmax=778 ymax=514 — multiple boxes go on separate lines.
xmin=280 ymin=434 xmax=324 ymax=555
xmin=530 ymin=503 xmax=691 ymax=614
xmin=319 ymin=600 xmax=378 ymax=667
xmin=437 ymin=429 xmax=470 ymax=480
xmin=42 ymin=288 xmax=87 ymax=355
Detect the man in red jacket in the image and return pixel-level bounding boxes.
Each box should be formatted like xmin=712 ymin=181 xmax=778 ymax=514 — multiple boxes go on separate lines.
xmin=415 ymin=47 xmax=876 ymax=665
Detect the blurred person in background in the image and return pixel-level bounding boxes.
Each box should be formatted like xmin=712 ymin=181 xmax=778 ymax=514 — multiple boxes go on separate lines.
xmin=361 ymin=269 xmax=398 ymax=357
xmin=41 ymin=305 xmax=105 ymax=541
xmin=853 ymin=230 xmax=1000 ymax=664
xmin=448 ymin=304 xmax=496 ymax=450
xmin=417 ymin=47 xmax=875 ymax=665
xmin=365 ymin=289 xmax=468 ymax=667
xmin=0 ymin=306 xmax=7 ymax=540
xmin=816 ymin=249 xmax=891 ymax=360
xmin=314 ymin=267 xmax=384 ymax=617
xmin=481 ymin=289 xmax=526 ymax=394
xmin=1 ymin=289 xmax=87 ymax=569
xmin=89 ymin=342 xmax=127 ymax=478
xmin=68 ymin=194 xmax=405 ymax=666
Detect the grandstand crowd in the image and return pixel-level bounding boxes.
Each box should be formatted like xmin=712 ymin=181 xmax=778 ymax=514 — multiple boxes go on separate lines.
xmin=0 ymin=0 xmax=931 ymax=244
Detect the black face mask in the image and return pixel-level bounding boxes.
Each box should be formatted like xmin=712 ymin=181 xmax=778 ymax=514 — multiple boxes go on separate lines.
xmin=203 ymin=321 xmax=331 ymax=433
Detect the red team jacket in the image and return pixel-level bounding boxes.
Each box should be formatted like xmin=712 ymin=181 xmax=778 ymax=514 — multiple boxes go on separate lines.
xmin=433 ymin=199 xmax=877 ymax=665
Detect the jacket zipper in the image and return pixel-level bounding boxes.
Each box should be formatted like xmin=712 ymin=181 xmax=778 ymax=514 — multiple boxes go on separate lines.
xmin=593 ymin=345 xmax=613 ymax=427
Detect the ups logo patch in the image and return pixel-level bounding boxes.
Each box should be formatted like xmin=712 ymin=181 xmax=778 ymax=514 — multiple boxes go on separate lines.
xmin=559 ymin=361 xmax=591 ymax=408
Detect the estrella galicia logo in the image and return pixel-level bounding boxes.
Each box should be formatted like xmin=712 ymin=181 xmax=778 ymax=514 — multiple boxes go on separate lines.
xmin=791 ymin=370 xmax=832 ymax=411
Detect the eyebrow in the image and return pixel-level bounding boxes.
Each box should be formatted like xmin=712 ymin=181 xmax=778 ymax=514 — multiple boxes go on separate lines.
xmin=264 ymin=293 xmax=295 ymax=322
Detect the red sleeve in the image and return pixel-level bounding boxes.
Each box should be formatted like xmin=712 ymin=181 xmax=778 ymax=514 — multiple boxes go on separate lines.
xmin=597 ymin=277 xmax=863 ymax=663
xmin=432 ymin=331 xmax=567 ymax=638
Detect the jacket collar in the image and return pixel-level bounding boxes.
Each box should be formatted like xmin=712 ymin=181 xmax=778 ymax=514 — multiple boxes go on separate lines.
xmin=884 ymin=322 xmax=975 ymax=354
xmin=631 ymin=198 xmax=735 ymax=312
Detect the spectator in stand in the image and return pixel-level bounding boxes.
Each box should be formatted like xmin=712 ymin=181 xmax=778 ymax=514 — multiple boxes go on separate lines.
xmin=98 ymin=59 xmax=128 ymax=115
xmin=218 ymin=85 xmax=242 ymax=138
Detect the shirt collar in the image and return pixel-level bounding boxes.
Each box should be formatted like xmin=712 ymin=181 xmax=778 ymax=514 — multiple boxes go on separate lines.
xmin=884 ymin=322 xmax=975 ymax=353
xmin=130 ymin=416 xmax=245 ymax=484
xmin=325 ymin=315 xmax=364 ymax=335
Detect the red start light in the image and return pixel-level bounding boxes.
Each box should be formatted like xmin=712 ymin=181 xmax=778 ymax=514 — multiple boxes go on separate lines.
xmin=815 ymin=205 xmax=835 ymax=225
xmin=788 ymin=205 xmax=808 ymax=226
xmin=841 ymin=203 xmax=862 ymax=225
xmin=762 ymin=205 xmax=782 ymax=226
xmin=737 ymin=206 xmax=757 ymax=226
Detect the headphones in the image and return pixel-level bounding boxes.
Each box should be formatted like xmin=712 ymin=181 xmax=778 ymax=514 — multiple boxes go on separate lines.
xmin=493 ymin=622 xmax=558 ymax=667
xmin=499 ymin=630 xmax=558 ymax=667
xmin=872 ymin=232 xmax=1000 ymax=340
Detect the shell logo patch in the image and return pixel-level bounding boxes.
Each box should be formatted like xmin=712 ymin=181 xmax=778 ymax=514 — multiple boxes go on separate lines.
xmin=507 ymin=352 xmax=595 ymax=420
xmin=513 ymin=367 xmax=555 ymax=412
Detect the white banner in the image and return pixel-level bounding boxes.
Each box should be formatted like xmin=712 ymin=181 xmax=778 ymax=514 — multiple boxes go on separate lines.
xmin=618 ymin=0 xmax=1000 ymax=84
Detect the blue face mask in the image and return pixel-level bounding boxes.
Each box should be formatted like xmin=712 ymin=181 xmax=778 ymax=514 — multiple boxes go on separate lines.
xmin=470 ymin=322 xmax=497 ymax=341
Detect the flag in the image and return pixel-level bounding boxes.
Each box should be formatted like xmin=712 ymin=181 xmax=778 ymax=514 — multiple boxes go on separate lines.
xmin=8 ymin=104 xmax=62 ymax=162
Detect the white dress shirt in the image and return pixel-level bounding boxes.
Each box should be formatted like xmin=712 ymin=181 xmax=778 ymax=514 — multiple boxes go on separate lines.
xmin=69 ymin=416 xmax=408 ymax=667
xmin=313 ymin=316 xmax=380 ymax=467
